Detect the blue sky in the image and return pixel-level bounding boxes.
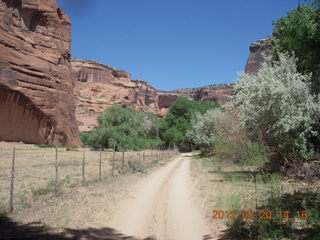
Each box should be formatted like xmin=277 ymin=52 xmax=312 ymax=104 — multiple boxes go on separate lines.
xmin=57 ymin=0 xmax=299 ymax=90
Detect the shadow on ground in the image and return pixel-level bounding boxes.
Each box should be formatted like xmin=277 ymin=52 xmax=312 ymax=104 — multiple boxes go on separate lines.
xmin=216 ymin=191 xmax=320 ymax=240
xmin=0 ymin=215 xmax=156 ymax=240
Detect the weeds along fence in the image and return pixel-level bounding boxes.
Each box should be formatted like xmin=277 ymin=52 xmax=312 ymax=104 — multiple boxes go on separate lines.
xmin=0 ymin=146 xmax=178 ymax=214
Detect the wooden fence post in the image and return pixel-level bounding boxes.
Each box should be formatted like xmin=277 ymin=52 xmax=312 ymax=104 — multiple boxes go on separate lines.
xmin=55 ymin=146 xmax=59 ymax=194
xmin=122 ymin=146 xmax=125 ymax=171
xmin=99 ymin=145 xmax=102 ymax=181
xmin=151 ymin=148 xmax=153 ymax=160
xmin=112 ymin=144 xmax=116 ymax=177
xmin=82 ymin=147 xmax=85 ymax=183
xmin=8 ymin=147 xmax=15 ymax=214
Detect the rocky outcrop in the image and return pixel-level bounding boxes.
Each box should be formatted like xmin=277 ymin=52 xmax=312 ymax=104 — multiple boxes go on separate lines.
xmin=72 ymin=59 xmax=234 ymax=132
xmin=0 ymin=0 xmax=80 ymax=145
xmin=245 ymin=37 xmax=273 ymax=75
xmin=161 ymin=84 xmax=234 ymax=105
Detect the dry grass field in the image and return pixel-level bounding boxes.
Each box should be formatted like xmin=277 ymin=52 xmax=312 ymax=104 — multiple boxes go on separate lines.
xmin=0 ymin=146 xmax=168 ymax=215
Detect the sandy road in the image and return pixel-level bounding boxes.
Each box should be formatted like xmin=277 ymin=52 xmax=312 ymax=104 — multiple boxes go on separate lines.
xmin=110 ymin=154 xmax=213 ymax=240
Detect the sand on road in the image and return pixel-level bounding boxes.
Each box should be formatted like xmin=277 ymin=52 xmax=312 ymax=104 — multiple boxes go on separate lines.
xmin=110 ymin=153 xmax=213 ymax=240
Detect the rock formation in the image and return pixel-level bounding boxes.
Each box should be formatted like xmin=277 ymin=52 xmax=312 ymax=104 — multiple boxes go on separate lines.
xmin=0 ymin=0 xmax=248 ymax=140
xmin=0 ymin=0 xmax=80 ymax=145
xmin=71 ymin=59 xmax=234 ymax=132
xmin=245 ymin=37 xmax=273 ymax=75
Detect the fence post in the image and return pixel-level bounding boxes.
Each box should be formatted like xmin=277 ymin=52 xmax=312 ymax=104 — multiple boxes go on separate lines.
xmin=55 ymin=146 xmax=59 ymax=194
xmin=151 ymin=148 xmax=153 ymax=161
xmin=255 ymin=173 xmax=258 ymax=211
xmin=112 ymin=144 xmax=116 ymax=177
xmin=143 ymin=151 xmax=145 ymax=163
xmin=82 ymin=147 xmax=85 ymax=183
xmin=122 ymin=146 xmax=125 ymax=171
xmin=8 ymin=147 xmax=15 ymax=214
xmin=99 ymin=145 xmax=102 ymax=181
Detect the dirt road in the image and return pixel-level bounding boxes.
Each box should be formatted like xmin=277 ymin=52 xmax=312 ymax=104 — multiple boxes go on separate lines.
xmin=110 ymin=153 xmax=213 ymax=240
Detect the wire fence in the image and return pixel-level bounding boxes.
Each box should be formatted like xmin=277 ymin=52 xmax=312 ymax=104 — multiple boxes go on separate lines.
xmin=0 ymin=146 xmax=178 ymax=214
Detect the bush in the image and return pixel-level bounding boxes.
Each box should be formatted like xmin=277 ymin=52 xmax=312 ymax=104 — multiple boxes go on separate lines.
xmin=187 ymin=109 xmax=243 ymax=147
xmin=232 ymin=53 xmax=320 ymax=160
xmin=209 ymin=139 xmax=244 ymax=162
xmin=240 ymin=142 xmax=269 ymax=167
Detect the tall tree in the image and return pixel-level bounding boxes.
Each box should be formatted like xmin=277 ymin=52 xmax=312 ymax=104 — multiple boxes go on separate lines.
xmin=272 ymin=2 xmax=320 ymax=92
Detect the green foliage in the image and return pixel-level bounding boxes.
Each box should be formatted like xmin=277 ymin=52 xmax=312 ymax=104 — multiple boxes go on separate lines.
xmin=85 ymin=105 xmax=162 ymax=150
xmin=209 ymin=139 xmax=269 ymax=167
xmin=187 ymin=109 xmax=242 ymax=147
xmin=210 ymin=139 xmax=244 ymax=161
xmin=272 ymin=2 xmax=320 ymax=92
xmin=240 ymin=142 xmax=269 ymax=167
xmin=187 ymin=108 xmax=269 ymax=167
xmin=160 ymin=97 xmax=219 ymax=150
xmin=80 ymin=132 xmax=90 ymax=146
xmin=232 ymin=53 xmax=320 ymax=160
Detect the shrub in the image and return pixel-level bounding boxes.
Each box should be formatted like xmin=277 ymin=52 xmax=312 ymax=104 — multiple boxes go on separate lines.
xmin=186 ymin=109 xmax=243 ymax=147
xmin=240 ymin=142 xmax=269 ymax=167
xmin=209 ymin=139 xmax=244 ymax=162
xmin=232 ymin=53 xmax=320 ymax=160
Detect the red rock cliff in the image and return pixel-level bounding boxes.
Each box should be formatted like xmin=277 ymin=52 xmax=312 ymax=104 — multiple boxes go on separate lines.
xmin=0 ymin=0 xmax=80 ymax=146
xmin=71 ymin=59 xmax=234 ymax=132
xmin=245 ymin=37 xmax=273 ymax=75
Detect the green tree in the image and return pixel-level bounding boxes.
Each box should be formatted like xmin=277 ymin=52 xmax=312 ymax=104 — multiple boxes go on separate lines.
xmin=160 ymin=97 xmax=219 ymax=151
xmin=272 ymin=2 xmax=320 ymax=92
xmin=86 ymin=105 xmax=162 ymax=150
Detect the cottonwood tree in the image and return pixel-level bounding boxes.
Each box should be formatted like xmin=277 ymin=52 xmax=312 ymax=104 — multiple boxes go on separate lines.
xmin=272 ymin=2 xmax=320 ymax=93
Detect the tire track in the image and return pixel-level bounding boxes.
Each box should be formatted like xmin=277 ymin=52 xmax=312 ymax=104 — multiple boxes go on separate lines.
xmin=110 ymin=154 xmax=213 ymax=240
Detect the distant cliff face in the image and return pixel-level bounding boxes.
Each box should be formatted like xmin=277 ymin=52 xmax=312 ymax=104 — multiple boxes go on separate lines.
xmin=0 ymin=0 xmax=80 ymax=145
xmin=245 ymin=37 xmax=273 ymax=75
xmin=71 ymin=59 xmax=234 ymax=132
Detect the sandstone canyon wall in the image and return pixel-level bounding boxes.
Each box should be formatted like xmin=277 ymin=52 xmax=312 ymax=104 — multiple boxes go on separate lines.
xmin=245 ymin=37 xmax=273 ymax=75
xmin=0 ymin=0 xmax=80 ymax=145
xmin=71 ymin=58 xmax=234 ymax=132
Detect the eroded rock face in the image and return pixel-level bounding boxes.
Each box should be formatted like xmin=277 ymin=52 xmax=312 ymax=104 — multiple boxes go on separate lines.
xmin=0 ymin=0 xmax=80 ymax=145
xmin=72 ymin=59 xmax=234 ymax=132
xmin=245 ymin=37 xmax=273 ymax=75
xmin=163 ymin=84 xmax=234 ymax=104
